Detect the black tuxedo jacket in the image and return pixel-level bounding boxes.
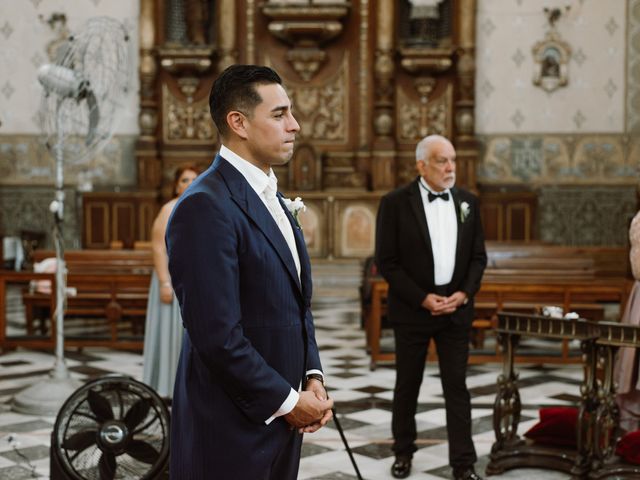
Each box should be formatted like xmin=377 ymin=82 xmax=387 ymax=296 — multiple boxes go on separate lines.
xmin=375 ymin=177 xmax=487 ymax=326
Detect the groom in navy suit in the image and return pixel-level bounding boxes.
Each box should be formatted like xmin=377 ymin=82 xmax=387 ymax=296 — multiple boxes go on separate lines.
xmin=166 ymin=65 xmax=333 ymax=479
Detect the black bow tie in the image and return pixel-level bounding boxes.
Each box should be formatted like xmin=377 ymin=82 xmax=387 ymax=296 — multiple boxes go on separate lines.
xmin=428 ymin=191 xmax=449 ymax=202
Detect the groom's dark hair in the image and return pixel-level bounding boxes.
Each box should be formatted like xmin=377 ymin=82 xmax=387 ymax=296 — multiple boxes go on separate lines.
xmin=209 ymin=64 xmax=282 ymax=138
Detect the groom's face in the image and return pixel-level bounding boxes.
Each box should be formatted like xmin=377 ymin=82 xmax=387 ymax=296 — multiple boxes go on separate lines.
xmin=243 ymin=83 xmax=300 ymax=172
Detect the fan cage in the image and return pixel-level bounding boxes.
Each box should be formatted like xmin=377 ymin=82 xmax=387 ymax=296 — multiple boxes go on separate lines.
xmin=39 ymin=16 xmax=131 ymax=166
xmin=53 ymin=376 xmax=170 ymax=480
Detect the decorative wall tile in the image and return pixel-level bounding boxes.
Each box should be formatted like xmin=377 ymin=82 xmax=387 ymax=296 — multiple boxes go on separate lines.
xmin=538 ymin=186 xmax=637 ymax=246
xmin=0 ymin=134 xmax=137 ymax=187
xmin=628 ymin=0 xmax=640 ymax=133
xmin=478 ymin=134 xmax=638 ymax=185
xmin=0 ymin=187 xmax=80 ymax=249
xmin=573 ymin=47 xmax=586 ymax=65
xmin=476 ymin=0 xmax=626 ymax=134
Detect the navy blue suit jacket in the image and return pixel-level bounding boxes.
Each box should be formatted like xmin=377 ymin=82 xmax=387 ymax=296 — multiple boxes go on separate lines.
xmin=166 ymin=155 xmax=321 ymax=479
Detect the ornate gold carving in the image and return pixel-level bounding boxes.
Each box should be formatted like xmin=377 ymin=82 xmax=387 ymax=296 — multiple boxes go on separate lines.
xmin=397 ymin=84 xmax=452 ymax=142
xmin=324 ymin=173 xmax=367 ymax=189
xmin=158 ymin=46 xmax=214 ymax=74
xmin=162 ymin=85 xmax=216 ymax=144
xmin=399 ymin=47 xmax=455 ymax=74
xmin=246 ymin=0 xmax=255 ymax=63
xmin=359 ymin=0 xmax=369 ymax=146
xmin=139 ymin=0 xmax=155 ymax=49
xmin=457 ymin=0 xmax=476 ymax=47
xmin=286 ymin=49 xmax=327 ymax=82
xmin=261 ymin=2 xmax=350 ymax=81
xmin=217 ymin=0 xmax=237 ymax=70
xmin=285 ymin=56 xmax=349 ymax=143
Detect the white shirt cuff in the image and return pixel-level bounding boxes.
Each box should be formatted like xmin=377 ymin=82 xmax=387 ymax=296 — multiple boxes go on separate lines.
xmin=265 ymin=388 xmax=299 ymax=425
xmin=305 ymin=369 xmax=324 ymax=381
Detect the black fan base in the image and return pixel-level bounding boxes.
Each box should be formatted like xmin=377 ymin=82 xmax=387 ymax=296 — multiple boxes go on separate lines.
xmin=50 ymin=432 xmax=170 ymax=480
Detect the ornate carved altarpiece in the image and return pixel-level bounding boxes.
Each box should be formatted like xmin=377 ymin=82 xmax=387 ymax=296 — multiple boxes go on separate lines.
xmin=131 ymin=0 xmax=479 ymax=258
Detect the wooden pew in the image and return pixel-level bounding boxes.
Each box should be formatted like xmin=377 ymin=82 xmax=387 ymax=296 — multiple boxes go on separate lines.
xmin=0 ymin=249 xmax=153 ymax=351
xmin=364 ymin=243 xmax=632 ymax=368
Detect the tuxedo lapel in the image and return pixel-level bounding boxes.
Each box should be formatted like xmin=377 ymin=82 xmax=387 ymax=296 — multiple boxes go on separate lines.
xmin=451 ymin=187 xmax=465 ymax=278
xmin=217 ymin=157 xmax=302 ymax=295
xmin=408 ymin=180 xmax=433 ymax=255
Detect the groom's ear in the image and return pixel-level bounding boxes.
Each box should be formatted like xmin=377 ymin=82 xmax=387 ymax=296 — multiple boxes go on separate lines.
xmin=226 ymin=111 xmax=249 ymax=140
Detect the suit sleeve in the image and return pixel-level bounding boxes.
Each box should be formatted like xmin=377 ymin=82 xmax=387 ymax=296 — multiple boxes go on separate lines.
xmin=459 ymin=195 xmax=487 ymax=298
xmin=167 ymin=192 xmax=293 ymax=424
xmin=375 ymin=193 xmax=428 ymax=308
xmin=304 ymin=309 xmax=322 ymax=372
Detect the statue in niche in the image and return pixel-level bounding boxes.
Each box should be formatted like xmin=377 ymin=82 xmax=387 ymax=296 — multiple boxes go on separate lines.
xmin=39 ymin=13 xmax=70 ymax=62
xmin=541 ymin=47 xmax=561 ymax=78
xmin=165 ymin=0 xmax=215 ymax=46
xmin=532 ymin=7 xmax=571 ymax=93
xmin=401 ymin=0 xmax=451 ymax=48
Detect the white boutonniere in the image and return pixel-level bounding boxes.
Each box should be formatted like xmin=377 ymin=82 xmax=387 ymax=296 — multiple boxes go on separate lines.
xmin=283 ymin=196 xmax=306 ymax=228
xmin=460 ymin=201 xmax=470 ymax=223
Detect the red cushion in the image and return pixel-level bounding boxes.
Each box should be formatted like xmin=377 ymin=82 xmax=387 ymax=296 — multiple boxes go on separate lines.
xmin=616 ymin=430 xmax=640 ymax=465
xmin=523 ymin=407 xmax=578 ymax=447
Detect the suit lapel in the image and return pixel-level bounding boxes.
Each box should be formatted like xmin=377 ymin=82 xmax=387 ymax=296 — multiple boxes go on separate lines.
xmin=279 ymin=194 xmax=311 ymax=298
xmin=408 ymin=179 xmax=434 ymax=256
xmin=217 ymin=157 xmax=302 ymax=295
xmin=451 ymin=187 xmax=465 ymax=279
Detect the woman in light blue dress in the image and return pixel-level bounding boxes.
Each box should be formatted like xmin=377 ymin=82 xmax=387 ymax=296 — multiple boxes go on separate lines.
xmin=143 ymin=165 xmax=200 ymax=398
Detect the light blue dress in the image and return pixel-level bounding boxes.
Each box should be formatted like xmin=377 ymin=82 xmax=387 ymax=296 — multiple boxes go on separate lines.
xmin=142 ymin=272 xmax=183 ymax=398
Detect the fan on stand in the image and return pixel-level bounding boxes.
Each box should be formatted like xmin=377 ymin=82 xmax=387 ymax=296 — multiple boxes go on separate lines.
xmin=12 ymin=16 xmax=131 ymax=416
xmin=50 ymin=376 xmax=170 ymax=480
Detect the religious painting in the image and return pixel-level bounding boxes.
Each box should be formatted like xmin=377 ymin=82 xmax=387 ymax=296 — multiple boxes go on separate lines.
xmin=340 ymin=204 xmax=375 ymax=257
xmin=298 ymin=203 xmax=322 ymax=257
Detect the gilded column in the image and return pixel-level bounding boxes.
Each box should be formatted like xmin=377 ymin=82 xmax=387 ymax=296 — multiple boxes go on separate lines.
xmin=454 ymin=0 xmax=477 ymax=192
xmin=137 ymin=0 xmax=161 ymax=189
xmin=371 ymin=0 xmax=396 ymax=190
xmin=218 ymin=0 xmax=237 ymax=70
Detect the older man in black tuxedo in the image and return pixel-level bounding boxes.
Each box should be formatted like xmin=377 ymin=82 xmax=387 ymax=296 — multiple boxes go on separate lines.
xmin=375 ymin=135 xmax=487 ymax=480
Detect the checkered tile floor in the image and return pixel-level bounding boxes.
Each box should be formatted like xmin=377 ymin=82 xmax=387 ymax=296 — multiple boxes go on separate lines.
xmin=0 ymin=297 xmax=582 ymax=479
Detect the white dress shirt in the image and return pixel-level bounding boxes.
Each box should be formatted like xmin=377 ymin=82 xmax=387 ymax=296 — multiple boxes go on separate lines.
xmin=219 ymin=145 xmax=322 ymax=424
xmin=418 ymin=177 xmax=457 ymax=286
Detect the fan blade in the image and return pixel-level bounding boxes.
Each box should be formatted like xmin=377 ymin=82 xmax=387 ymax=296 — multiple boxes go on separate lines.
xmin=125 ymin=440 xmax=160 ymax=464
xmin=98 ymin=452 xmax=117 ymax=480
xmin=88 ymin=389 xmax=114 ymax=422
xmin=85 ymin=89 xmax=99 ymax=146
xmin=123 ymin=398 xmax=151 ymax=429
xmin=62 ymin=429 xmax=97 ymax=452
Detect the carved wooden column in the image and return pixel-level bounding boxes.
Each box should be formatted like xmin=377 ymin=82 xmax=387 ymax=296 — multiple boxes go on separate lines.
xmin=454 ymin=0 xmax=478 ymax=192
xmin=371 ymin=0 xmax=396 ymax=190
xmin=137 ymin=0 xmax=161 ymax=189
xmin=217 ymin=0 xmax=237 ymax=70
xmin=261 ymin=2 xmax=349 ymax=82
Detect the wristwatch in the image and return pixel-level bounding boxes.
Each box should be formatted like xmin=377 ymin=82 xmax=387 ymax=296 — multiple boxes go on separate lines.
xmin=306 ymin=373 xmax=325 ymax=387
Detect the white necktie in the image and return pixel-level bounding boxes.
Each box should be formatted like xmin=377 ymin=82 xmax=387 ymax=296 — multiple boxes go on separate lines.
xmin=264 ymin=178 xmax=301 ymax=279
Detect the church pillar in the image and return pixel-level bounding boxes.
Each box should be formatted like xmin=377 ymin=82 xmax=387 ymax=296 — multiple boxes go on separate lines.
xmin=371 ymin=0 xmax=396 ymax=190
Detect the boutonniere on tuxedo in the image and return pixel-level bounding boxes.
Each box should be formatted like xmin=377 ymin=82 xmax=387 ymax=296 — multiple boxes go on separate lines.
xmin=283 ymin=196 xmax=306 ymax=228
xmin=460 ymin=201 xmax=470 ymax=223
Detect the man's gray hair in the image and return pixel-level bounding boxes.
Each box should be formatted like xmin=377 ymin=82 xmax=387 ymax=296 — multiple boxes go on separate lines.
xmin=415 ymin=134 xmax=451 ymax=163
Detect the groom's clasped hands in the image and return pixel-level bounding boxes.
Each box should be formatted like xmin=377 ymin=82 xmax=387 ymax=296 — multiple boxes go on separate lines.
xmin=284 ymin=380 xmax=334 ymax=433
